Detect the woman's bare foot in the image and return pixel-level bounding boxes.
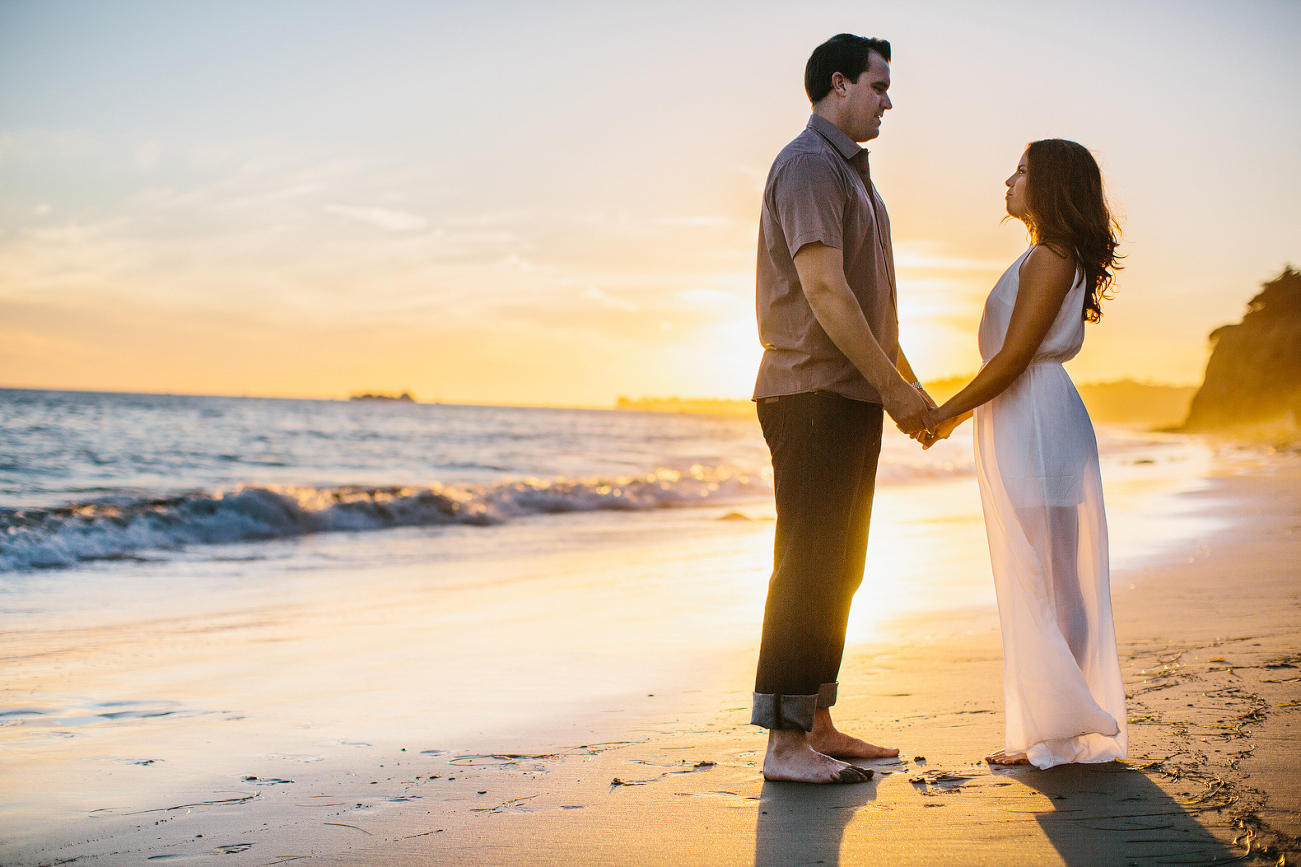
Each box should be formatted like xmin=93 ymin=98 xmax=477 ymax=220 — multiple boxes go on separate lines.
xmin=807 ymin=708 xmax=900 ymax=759
xmin=763 ymin=728 xmax=873 ymax=784
xmin=986 ymin=748 xmax=1030 ymax=765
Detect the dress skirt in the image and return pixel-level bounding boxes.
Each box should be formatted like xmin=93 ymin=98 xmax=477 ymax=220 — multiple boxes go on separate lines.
xmin=973 ymin=361 xmax=1127 ymax=768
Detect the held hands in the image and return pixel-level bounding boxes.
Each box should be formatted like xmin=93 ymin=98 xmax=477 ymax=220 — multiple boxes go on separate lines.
xmin=887 ymin=382 xmax=937 ymax=440
xmin=916 ymin=409 xmax=974 ymax=449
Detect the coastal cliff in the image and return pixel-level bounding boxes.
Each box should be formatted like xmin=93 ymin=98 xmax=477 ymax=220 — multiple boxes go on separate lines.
xmin=1181 ymin=266 xmax=1301 ymax=432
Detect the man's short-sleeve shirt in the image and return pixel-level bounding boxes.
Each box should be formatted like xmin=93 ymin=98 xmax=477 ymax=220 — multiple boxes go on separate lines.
xmin=752 ymin=113 xmax=898 ymax=404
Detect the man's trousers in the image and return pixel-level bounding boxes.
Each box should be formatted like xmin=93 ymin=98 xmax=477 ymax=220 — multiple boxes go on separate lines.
xmin=751 ymin=391 xmax=884 ymax=731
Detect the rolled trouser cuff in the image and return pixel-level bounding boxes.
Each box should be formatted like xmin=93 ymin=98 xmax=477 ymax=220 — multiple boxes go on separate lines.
xmin=818 ymin=682 xmax=838 ymax=709
xmin=751 ymin=693 xmax=817 ymax=731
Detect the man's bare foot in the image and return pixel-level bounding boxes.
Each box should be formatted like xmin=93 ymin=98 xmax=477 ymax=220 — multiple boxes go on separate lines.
xmin=986 ymin=748 xmax=1030 ymax=765
xmin=763 ymin=728 xmax=873 ymax=784
xmin=807 ymin=708 xmax=900 ymax=759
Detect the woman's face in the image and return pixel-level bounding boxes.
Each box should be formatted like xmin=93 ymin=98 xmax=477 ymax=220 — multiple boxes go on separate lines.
xmin=1005 ymin=150 xmax=1029 ymax=220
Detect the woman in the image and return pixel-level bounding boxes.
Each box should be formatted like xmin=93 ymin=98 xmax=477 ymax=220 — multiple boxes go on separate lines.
xmin=925 ymin=139 xmax=1127 ymax=768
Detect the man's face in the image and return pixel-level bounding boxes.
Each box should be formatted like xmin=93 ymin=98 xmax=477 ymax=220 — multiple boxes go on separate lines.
xmin=841 ymin=53 xmax=892 ymax=142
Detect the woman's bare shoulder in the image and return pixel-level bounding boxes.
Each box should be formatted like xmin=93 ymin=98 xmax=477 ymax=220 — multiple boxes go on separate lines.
xmin=1019 ymin=244 xmax=1077 ymax=286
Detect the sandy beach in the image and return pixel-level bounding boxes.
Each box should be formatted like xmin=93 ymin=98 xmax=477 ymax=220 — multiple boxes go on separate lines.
xmin=4 ymin=4 xmax=1298 ymax=864
xmin=2 ymin=442 xmax=1298 ymax=866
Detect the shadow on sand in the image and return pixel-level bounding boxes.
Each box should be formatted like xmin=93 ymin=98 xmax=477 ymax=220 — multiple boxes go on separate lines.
xmin=753 ymin=774 xmax=879 ymax=867
xmin=1013 ymin=761 xmax=1244 ymax=865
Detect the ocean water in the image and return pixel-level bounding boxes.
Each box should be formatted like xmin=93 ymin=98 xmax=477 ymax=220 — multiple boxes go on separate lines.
xmin=0 ymin=384 xmax=1228 ymax=658
xmin=0 ymin=387 xmax=1231 ymax=841
xmin=0 ymin=388 xmax=982 ymax=573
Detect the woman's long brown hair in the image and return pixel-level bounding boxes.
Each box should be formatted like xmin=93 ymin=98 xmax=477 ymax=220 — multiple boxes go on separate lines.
xmin=1024 ymin=139 xmax=1122 ymax=322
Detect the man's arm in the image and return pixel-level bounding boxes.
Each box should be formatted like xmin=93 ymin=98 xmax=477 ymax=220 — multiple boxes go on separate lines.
xmin=895 ymin=349 xmax=936 ymax=409
xmin=793 ymin=242 xmax=934 ymax=435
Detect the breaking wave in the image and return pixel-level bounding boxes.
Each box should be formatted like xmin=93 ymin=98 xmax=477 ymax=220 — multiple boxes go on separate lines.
xmin=0 ymin=466 xmax=770 ymax=571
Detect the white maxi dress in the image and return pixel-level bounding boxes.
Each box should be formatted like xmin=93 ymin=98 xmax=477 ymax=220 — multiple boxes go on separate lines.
xmin=973 ymin=246 xmax=1127 ymax=769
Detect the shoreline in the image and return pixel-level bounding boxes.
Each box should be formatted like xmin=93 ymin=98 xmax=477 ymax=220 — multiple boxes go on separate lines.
xmin=2 ymin=452 xmax=1298 ymax=865
xmin=321 ymin=455 xmax=1301 ymax=866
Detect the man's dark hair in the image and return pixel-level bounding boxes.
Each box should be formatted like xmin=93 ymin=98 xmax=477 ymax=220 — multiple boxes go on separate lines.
xmin=804 ymin=33 xmax=891 ymax=104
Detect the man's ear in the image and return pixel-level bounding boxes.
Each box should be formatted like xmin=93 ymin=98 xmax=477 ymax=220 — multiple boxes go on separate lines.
xmin=829 ymin=71 xmax=846 ymax=97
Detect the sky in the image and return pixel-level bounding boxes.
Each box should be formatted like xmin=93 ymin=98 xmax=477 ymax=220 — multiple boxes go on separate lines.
xmin=1 ymin=0 xmax=1298 ymax=406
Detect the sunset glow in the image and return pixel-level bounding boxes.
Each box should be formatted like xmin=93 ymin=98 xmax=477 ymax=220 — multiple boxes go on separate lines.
xmin=1 ymin=0 xmax=1297 ymax=405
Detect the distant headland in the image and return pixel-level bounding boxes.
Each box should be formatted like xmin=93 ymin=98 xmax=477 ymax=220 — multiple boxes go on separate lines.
xmin=349 ymin=391 xmax=416 ymax=402
xmin=615 ymin=396 xmax=754 ymax=417
xmin=617 ymin=381 xmax=1198 ymax=429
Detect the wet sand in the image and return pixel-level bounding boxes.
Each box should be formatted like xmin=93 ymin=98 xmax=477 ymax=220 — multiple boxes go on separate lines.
xmin=1 ymin=451 xmax=1298 ymax=865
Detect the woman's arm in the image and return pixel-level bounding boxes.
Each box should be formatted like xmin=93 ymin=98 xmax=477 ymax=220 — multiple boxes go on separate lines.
xmin=935 ymin=245 xmax=1078 ymax=422
xmin=921 ymin=408 xmax=973 ymax=449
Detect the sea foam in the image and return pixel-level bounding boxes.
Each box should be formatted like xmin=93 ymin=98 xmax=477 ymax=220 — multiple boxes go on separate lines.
xmin=0 ymin=466 xmax=770 ymax=571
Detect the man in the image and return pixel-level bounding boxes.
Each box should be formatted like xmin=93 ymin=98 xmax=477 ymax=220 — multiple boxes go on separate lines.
xmin=751 ymin=33 xmax=935 ymax=784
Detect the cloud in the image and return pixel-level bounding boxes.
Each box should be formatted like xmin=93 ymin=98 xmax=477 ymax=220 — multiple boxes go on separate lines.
xmin=678 ymin=287 xmax=742 ymax=307
xmin=893 ymin=240 xmax=1005 ymax=272
xmin=323 ymin=204 xmax=429 ymax=232
xmin=581 ymin=286 xmax=639 ymax=312
xmin=653 ymin=216 xmax=734 ymax=229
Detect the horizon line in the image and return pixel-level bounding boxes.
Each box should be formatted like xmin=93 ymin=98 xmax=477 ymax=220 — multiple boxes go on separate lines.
xmin=0 ymin=377 xmax=1204 ymax=409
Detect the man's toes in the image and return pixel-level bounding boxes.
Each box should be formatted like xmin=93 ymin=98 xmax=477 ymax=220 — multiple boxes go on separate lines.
xmin=818 ymin=737 xmax=897 ymax=759
xmin=833 ymin=766 xmax=874 ymax=784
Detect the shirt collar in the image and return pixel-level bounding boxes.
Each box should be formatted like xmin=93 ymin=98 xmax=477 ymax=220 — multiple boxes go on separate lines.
xmin=807 ymin=113 xmax=865 ymax=161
